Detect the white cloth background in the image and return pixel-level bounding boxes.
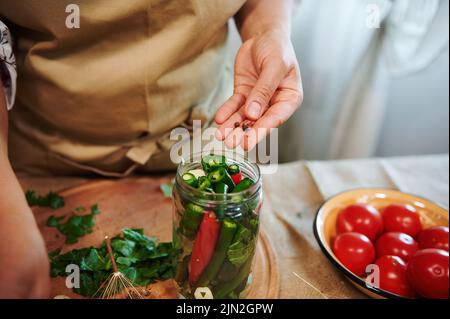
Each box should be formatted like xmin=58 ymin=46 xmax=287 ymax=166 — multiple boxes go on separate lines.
xmin=279 ymin=0 xmax=449 ymax=161
xmin=305 ymin=154 xmax=449 ymax=208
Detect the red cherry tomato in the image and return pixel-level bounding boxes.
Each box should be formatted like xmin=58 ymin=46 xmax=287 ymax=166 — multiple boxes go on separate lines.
xmin=375 ymin=232 xmax=419 ymax=262
xmin=337 ymin=204 xmax=383 ymax=241
xmin=418 ymin=226 xmax=449 ymax=252
xmin=374 ymin=255 xmax=415 ymax=298
xmin=382 ymin=204 xmax=422 ymax=237
xmin=407 ymin=249 xmax=449 ymax=299
xmin=333 ymin=232 xmax=376 ymax=277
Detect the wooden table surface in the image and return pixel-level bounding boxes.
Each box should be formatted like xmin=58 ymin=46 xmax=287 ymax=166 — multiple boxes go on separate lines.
xmin=17 ymin=154 xmax=449 ymax=299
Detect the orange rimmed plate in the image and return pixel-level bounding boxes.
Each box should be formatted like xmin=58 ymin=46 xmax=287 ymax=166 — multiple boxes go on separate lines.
xmin=313 ymin=188 xmax=449 ymax=299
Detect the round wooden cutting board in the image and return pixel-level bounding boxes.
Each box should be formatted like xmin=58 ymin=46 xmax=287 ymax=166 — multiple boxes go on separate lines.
xmin=32 ymin=178 xmax=279 ymax=299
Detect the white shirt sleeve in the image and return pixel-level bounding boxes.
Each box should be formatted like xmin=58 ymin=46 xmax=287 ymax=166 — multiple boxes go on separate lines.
xmin=0 ymin=20 xmax=17 ymax=110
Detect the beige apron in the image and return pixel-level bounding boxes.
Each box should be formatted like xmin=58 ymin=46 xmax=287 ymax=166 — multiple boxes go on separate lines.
xmin=0 ymin=0 xmax=245 ymax=176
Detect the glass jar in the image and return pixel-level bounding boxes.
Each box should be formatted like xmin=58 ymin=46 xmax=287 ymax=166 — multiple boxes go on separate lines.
xmin=172 ymin=152 xmax=263 ymax=299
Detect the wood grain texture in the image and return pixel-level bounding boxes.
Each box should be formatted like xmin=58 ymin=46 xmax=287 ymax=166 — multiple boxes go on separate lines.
xmin=31 ymin=178 xmax=279 ymax=299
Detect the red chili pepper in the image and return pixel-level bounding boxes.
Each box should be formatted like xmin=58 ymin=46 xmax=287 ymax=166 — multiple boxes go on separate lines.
xmin=188 ymin=211 xmax=220 ymax=286
xmin=230 ymin=172 xmax=242 ymax=185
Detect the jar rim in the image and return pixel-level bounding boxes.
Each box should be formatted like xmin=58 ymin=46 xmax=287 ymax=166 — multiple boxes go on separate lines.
xmin=175 ymin=151 xmax=262 ymax=205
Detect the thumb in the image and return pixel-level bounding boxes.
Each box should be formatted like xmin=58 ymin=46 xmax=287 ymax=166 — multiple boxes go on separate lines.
xmin=244 ymin=61 xmax=286 ymax=120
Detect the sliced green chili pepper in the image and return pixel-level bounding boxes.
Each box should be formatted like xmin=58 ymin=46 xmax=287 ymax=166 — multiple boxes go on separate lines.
xmin=249 ymin=218 xmax=260 ymax=233
xmin=180 ymin=203 xmax=204 ymax=237
xmin=227 ymin=164 xmax=240 ymax=175
xmin=198 ymin=176 xmax=213 ymax=192
xmin=215 ymin=207 xmax=226 ymax=221
xmin=233 ymin=277 xmax=249 ymax=296
xmin=246 ymin=196 xmax=260 ymax=212
xmin=208 ymin=167 xmax=235 ymax=189
xmin=226 ymin=291 xmax=239 ymax=299
xmin=223 ymin=276 xmax=248 ymax=298
xmin=214 ymin=257 xmax=253 ymax=299
xmin=214 ymin=183 xmax=229 ymax=214
xmin=196 ymin=219 xmax=238 ymax=287
xmin=217 ymin=260 xmax=240 ymax=282
xmin=232 ymin=177 xmax=254 ymax=193
xmin=214 ymin=182 xmax=229 ymax=194
xmin=182 ymin=173 xmax=198 ymax=188
xmin=202 ymin=154 xmax=227 ymax=172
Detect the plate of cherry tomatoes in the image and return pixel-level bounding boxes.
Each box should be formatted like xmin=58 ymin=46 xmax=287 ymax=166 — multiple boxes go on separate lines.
xmin=313 ymin=188 xmax=449 ymax=299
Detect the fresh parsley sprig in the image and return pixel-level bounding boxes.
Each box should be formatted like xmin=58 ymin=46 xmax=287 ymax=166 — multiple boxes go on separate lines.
xmin=47 ymin=205 xmax=100 ymax=244
xmin=49 ymin=228 xmax=177 ymax=297
xmin=26 ymin=190 xmax=65 ymax=209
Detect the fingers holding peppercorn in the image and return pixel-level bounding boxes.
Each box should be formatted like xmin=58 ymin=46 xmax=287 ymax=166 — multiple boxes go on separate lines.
xmin=222 ymin=120 xmax=254 ymax=149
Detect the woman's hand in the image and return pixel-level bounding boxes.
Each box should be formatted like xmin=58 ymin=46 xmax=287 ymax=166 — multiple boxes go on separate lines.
xmin=0 ymin=80 xmax=50 ymax=298
xmin=215 ymin=29 xmax=303 ymax=150
xmin=0 ymin=218 xmax=51 ymax=298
